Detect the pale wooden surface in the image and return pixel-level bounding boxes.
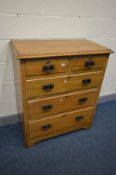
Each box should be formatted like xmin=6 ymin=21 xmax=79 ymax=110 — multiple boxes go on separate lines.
xmin=28 ymin=107 xmax=93 ymax=138
xmin=25 ymin=58 xmax=69 ymax=77
xmin=11 ymin=39 xmax=112 ymax=147
xmin=27 ymin=121 xmax=92 ymax=147
xmin=28 ymin=89 xmax=99 ymax=120
xmin=25 ymin=55 xmax=108 ymax=77
xmin=71 ymin=55 xmax=108 ymax=71
xmin=10 ymin=39 xmax=112 ymax=59
xmin=26 ymin=71 xmax=104 ymax=99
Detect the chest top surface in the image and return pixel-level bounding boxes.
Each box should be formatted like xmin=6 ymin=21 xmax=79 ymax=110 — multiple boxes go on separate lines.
xmin=10 ymin=39 xmax=112 ymax=59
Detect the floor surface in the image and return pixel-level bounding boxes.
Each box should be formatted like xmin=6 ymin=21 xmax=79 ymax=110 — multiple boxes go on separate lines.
xmin=0 ymin=100 xmax=116 ymax=175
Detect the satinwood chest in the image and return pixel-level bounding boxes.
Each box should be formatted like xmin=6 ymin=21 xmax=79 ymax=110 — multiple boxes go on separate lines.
xmin=10 ymin=39 xmax=112 ymax=147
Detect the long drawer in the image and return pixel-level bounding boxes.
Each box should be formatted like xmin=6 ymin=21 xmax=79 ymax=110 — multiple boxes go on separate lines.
xmin=28 ymin=89 xmax=99 ymax=120
xmin=71 ymin=55 xmax=108 ymax=72
xmin=26 ymin=71 xmax=104 ymax=98
xmin=28 ymin=107 xmax=93 ymax=138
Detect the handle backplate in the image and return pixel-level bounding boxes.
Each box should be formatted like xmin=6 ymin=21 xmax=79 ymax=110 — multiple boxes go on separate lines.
xmin=42 ymin=84 xmax=54 ymax=91
xmin=79 ymin=97 xmax=88 ymax=103
xmin=85 ymin=60 xmax=95 ymax=68
xmin=82 ymin=79 xmax=91 ymax=86
xmin=75 ymin=115 xmax=84 ymax=122
xmin=42 ymin=104 xmax=53 ymax=111
xmin=42 ymin=124 xmax=52 ymax=130
xmin=42 ymin=64 xmax=55 ymax=73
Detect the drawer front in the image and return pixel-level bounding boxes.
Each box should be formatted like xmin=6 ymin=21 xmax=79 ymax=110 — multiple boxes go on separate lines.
xmin=71 ymin=55 xmax=108 ymax=72
xmin=28 ymin=107 xmax=93 ymax=138
xmin=26 ymin=71 xmax=103 ymax=98
xmin=28 ymin=89 xmax=99 ymax=120
xmin=25 ymin=59 xmax=69 ymax=76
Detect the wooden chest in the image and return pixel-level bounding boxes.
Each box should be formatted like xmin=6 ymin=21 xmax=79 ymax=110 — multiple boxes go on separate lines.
xmin=10 ymin=39 xmax=112 ymax=147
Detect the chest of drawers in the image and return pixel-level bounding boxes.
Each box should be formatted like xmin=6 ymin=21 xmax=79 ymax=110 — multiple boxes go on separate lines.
xmin=10 ymin=39 xmax=112 ymax=147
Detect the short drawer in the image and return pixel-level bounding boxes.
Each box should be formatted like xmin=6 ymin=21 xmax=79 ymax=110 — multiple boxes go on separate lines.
xmin=28 ymin=107 xmax=93 ymax=138
xmin=25 ymin=59 xmax=69 ymax=76
xmin=28 ymin=89 xmax=99 ymax=120
xmin=26 ymin=71 xmax=103 ymax=99
xmin=71 ymin=55 xmax=108 ymax=72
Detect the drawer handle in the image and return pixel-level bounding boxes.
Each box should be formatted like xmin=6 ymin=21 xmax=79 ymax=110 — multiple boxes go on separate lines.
xmin=42 ymin=124 xmax=52 ymax=130
xmin=79 ymin=97 xmax=88 ymax=103
xmin=82 ymin=79 xmax=91 ymax=86
xmin=75 ymin=116 xmax=84 ymax=122
xmin=42 ymin=104 xmax=53 ymax=111
xmin=42 ymin=64 xmax=55 ymax=73
xmin=42 ymin=84 xmax=54 ymax=91
xmin=85 ymin=60 xmax=95 ymax=68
